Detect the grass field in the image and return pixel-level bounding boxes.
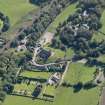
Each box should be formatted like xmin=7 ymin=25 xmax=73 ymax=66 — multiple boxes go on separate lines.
xmin=3 ymin=63 xmax=100 ymax=105
xmin=54 ymin=85 xmax=100 ymax=105
xmin=65 ymin=63 xmax=96 ymax=83
xmin=54 ymin=63 xmax=100 ymax=105
xmin=0 ymin=0 xmax=38 ymax=26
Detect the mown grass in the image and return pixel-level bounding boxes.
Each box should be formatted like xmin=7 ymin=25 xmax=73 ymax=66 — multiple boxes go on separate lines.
xmin=54 ymin=63 xmax=100 ymax=105
xmin=43 ymin=85 xmax=56 ymax=96
xmin=20 ymin=71 xmax=51 ymax=79
xmin=44 ymin=47 xmax=74 ymax=63
xmin=44 ymin=47 xmax=65 ymax=63
xmin=65 ymin=63 xmax=96 ymax=83
xmin=0 ymin=0 xmax=38 ymax=26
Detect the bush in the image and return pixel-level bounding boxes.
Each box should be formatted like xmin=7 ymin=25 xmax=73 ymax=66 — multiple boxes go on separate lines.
xmin=0 ymin=12 xmax=10 ymax=32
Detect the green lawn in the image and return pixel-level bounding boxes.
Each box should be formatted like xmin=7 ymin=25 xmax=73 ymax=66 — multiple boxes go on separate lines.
xmin=20 ymin=71 xmax=51 ymax=79
xmin=43 ymin=85 xmax=56 ymax=96
xmin=14 ymin=83 xmax=35 ymax=92
xmin=3 ymin=63 xmax=100 ymax=105
xmin=66 ymin=48 xmax=74 ymax=58
xmin=54 ymin=86 xmax=100 ymax=105
xmin=44 ymin=47 xmax=65 ymax=63
xmin=47 ymin=3 xmax=77 ymax=32
xmin=44 ymin=47 xmax=74 ymax=63
xmin=65 ymin=63 xmax=96 ymax=84
xmin=53 ymin=63 xmax=100 ymax=105
xmin=0 ymin=0 xmax=38 ymax=26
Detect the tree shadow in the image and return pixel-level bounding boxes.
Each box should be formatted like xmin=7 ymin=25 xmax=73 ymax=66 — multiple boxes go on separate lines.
xmin=83 ymin=82 xmax=97 ymax=90
xmin=73 ymin=82 xmax=83 ymax=93
xmin=61 ymin=82 xmax=83 ymax=92
xmin=61 ymin=82 xmax=73 ymax=88
xmin=29 ymin=0 xmax=50 ymax=6
xmin=10 ymin=93 xmax=32 ymax=98
xmin=98 ymin=30 xmax=105 ymax=36
xmin=62 ymin=81 xmax=97 ymax=93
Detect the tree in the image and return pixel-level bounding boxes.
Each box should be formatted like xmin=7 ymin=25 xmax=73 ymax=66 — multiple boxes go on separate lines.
xmin=10 ymin=39 xmax=18 ymax=48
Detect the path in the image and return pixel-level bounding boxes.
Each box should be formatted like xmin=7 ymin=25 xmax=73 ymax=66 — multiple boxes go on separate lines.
xmin=31 ymin=31 xmax=72 ymax=69
xmin=100 ymin=87 xmax=105 ymax=105
xmin=59 ymin=61 xmax=71 ymax=85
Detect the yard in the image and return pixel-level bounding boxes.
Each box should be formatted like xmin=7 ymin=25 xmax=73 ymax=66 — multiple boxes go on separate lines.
xmin=20 ymin=71 xmax=51 ymax=79
xmin=43 ymin=85 xmax=56 ymax=96
xmin=7 ymin=70 xmax=53 ymax=100
xmin=64 ymin=63 xmax=96 ymax=83
xmin=44 ymin=47 xmax=65 ymax=63
xmin=13 ymin=83 xmax=35 ymax=95
xmin=3 ymin=63 xmax=100 ymax=105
